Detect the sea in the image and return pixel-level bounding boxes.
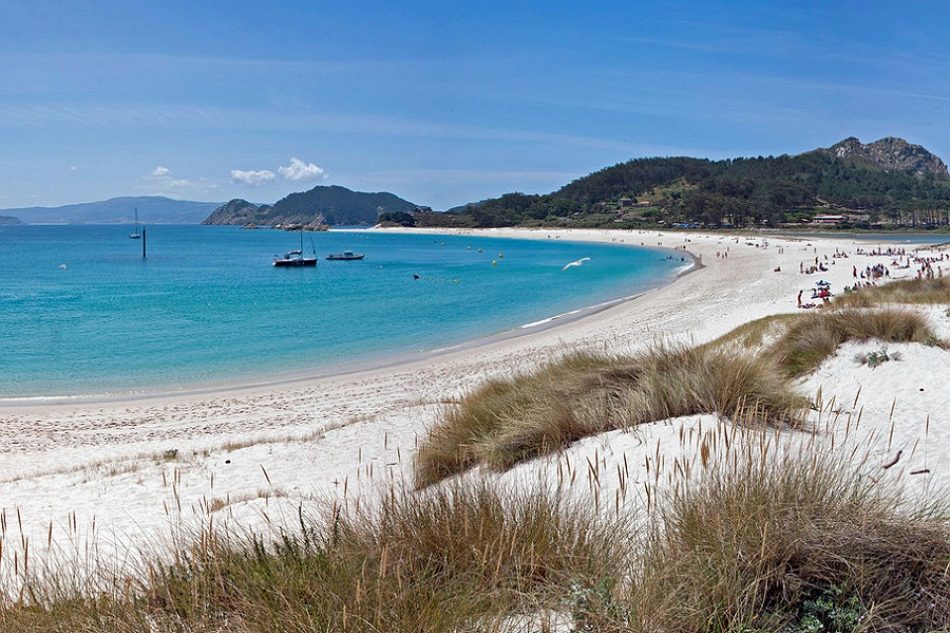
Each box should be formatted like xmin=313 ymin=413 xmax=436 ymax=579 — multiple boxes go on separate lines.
xmin=0 ymin=226 xmax=687 ymax=400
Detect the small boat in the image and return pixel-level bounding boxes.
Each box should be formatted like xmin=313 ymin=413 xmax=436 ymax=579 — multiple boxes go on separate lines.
xmin=326 ymin=251 xmax=365 ymax=261
xmin=129 ymin=207 xmax=141 ymax=239
xmin=273 ymin=230 xmax=317 ymax=267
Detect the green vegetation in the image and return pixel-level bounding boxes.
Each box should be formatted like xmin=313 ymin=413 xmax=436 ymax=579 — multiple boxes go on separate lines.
xmin=203 ymin=186 xmax=423 ymax=226
xmin=427 ymin=141 xmax=950 ymax=229
xmin=376 ymin=210 xmax=416 ymax=226
xmin=855 ymin=346 xmax=901 ymax=368
xmin=415 ymin=347 xmax=808 ymax=488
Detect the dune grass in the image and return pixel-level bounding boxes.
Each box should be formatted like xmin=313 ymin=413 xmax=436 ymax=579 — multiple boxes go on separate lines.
xmin=769 ymin=307 xmax=938 ymax=376
xmin=415 ymin=346 xmax=808 ymax=488
xmin=625 ymin=451 xmax=950 ymax=632
xmin=0 ymin=483 xmax=626 ymax=632
xmin=6 ymin=443 xmax=950 ymax=632
xmin=836 ymin=275 xmax=950 ymax=308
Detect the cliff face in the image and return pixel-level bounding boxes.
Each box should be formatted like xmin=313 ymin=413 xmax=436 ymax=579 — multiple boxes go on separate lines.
xmin=202 ymin=186 xmax=420 ymax=226
xmin=825 ymin=137 xmax=949 ymax=177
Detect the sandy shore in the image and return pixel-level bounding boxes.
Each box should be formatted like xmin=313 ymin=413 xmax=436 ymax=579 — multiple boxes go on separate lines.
xmin=0 ymin=227 xmax=947 ymax=580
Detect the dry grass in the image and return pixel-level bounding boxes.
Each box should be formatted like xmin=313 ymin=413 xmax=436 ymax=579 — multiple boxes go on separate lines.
xmin=770 ymin=307 xmax=938 ymax=376
xmin=415 ymin=346 xmax=808 ymax=488
xmin=4 ymin=417 xmax=950 ymax=631
xmin=836 ymin=276 xmax=950 ymax=308
xmin=0 ymin=484 xmax=625 ymax=632
xmin=624 ymin=451 xmax=950 ymax=632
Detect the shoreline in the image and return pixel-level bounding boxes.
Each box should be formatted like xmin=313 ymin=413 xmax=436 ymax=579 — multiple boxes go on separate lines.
xmin=2 ymin=226 xmax=945 ymax=578
xmin=0 ymin=231 xmax=700 ymax=408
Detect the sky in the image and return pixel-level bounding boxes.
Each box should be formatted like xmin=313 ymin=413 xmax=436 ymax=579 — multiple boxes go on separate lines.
xmin=0 ymin=0 xmax=949 ymax=210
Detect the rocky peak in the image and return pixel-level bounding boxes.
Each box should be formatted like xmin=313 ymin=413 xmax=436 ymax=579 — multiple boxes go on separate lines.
xmin=825 ymin=136 xmax=948 ymax=177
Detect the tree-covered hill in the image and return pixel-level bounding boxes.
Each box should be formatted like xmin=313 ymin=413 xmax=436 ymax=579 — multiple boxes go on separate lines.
xmin=203 ymin=185 xmax=422 ymax=226
xmin=426 ymin=138 xmax=950 ymax=229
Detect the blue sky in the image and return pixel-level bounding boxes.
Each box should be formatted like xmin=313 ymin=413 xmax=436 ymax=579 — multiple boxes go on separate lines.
xmin=1 ymin=1 xmax=948 ymax=210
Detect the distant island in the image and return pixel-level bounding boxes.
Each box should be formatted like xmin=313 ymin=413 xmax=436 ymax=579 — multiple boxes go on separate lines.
xmin=0 ymin=215 xmax=23 ymax=225
xmin=413 ymin=136 xmax=950 ymax=230
xmin=0 ymin=196 xmax=220 ymax=225
xmin=203 ymin=185 xmax=426 ymax=227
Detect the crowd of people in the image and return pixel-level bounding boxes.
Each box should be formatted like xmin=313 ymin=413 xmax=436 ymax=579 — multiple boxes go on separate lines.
xmin=795 ymin=244 xmax=947 ymax=309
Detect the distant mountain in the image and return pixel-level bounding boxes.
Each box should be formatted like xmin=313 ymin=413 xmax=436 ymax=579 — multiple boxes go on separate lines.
xmin=817 ymin=136 xmax=949 ymax=177
xmin=0 ymin=215 xmax=23 ymax=225
xmin=203 ymin=185 xmax=422 ymax=226
xmin=420 ymin=136 xmax=950 ymax=229
xmin=3 ymin=197 xmax=221 ymax=224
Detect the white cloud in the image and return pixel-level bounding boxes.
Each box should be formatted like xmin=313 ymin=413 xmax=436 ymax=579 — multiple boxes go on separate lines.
xmin=230 ymin=169 xmax=276 ymax=186
xmin=142 ymin=165 xmax=218 ymax=195
xmin=278 ymin=157 xmax=326 ymax=182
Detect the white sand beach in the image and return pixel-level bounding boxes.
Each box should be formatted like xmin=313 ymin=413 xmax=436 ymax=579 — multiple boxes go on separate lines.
xmin=1 ymin=227 xmax=949 ymax=583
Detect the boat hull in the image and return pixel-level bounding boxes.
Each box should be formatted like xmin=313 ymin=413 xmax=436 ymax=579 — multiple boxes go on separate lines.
xmin=326 ymin=255 xmax=365 ymax=261
xmin=273 ymin=258 xmax=317 ymax=267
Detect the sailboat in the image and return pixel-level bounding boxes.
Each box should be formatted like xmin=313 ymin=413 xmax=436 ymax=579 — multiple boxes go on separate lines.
xmin=273 ymin=229 xmax=317 ymax=267
xmin=129 ymin=207 xmax=142 ymax=240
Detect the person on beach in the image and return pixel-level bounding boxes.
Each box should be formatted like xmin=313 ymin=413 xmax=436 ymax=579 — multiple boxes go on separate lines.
xmin=797 ymin=290 xmax=803 ymax=307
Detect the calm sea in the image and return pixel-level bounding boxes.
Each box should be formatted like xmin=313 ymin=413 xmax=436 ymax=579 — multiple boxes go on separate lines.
xmin=0 ymin=226 xmax=685 ymax=399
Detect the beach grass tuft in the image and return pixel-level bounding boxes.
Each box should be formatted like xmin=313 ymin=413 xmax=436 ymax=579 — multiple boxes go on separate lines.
xmin=625 ymin=450 xmax=950 ymax=632
xmin=415 ymin=346 xmax=808 ymax=488
xmin=770 ymin=307 xmax=937 ymax=376
xmin=0 ymin=483 xmax=624 ymax=632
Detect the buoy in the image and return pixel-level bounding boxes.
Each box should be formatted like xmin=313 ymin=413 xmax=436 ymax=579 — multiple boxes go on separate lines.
xmin=491 ymin=260 xmax=497 ymax=266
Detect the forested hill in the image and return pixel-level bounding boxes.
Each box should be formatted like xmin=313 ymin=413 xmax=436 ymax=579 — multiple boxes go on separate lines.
xmin=420 ymin=137 xmax=950 ymax=229
xmin=203 ymin=185 xmax=422 ymax=226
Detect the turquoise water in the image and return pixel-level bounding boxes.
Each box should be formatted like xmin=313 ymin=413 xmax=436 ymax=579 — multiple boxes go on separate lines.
xmin=0 ymin=226 xmax=685 ymax=398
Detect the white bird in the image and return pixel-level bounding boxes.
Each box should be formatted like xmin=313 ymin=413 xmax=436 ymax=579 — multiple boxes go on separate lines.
xmin=58 ymin=264 xmax=68 ymax=270
xmin=562 ymin=257 xmax=591 ymax=271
